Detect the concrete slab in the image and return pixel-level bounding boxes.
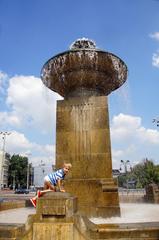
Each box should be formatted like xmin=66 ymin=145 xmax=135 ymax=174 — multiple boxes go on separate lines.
xmin=0 ymin=207 xmax=36 ymax=224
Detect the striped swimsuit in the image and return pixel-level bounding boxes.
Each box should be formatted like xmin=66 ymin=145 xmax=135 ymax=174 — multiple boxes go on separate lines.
xmin=47 ymin=169 xmax=65 ymax=186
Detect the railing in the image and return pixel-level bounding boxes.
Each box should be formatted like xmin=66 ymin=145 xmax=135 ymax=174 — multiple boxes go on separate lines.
xmin=119 ymin=188 xmax=146 ymax=203
xmin=119 ymin=188 xmax=145 ymax=195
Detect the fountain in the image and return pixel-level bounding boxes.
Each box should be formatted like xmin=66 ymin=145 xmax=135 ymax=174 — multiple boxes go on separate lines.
xmin=2 ymin=39 xmax=158 ymax=239
xmin=41 ymin=38 xmax=127 ymax=218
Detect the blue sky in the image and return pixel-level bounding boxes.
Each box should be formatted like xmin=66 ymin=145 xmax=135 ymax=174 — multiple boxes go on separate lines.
xmin=0 ymin=0 xmax=159 ymax=169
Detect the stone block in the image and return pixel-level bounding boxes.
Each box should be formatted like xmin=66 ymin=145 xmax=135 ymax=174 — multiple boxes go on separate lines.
xmin=36 ymin=192 xmax=77 ymax=218
xmin=33 ymin=223 xmax=74 ymax=240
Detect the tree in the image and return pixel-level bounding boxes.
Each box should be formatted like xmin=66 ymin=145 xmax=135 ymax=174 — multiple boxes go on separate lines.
xmin=118 ymin=158 xmax=159 ymax=188
xmin=8 ymin=154 xmax=28 ymax=189
xmin=130 ymin=158 xmax=159 ymax=188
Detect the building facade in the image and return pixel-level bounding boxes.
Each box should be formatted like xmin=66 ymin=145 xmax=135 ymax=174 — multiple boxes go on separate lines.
xmin=33 ymin=163 xmax=55 ymax=188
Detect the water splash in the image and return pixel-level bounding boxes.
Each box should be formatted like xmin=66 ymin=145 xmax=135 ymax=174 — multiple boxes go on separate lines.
xmin=70 ymin=38 xmax=96 ymax=50
xmin=90 ymin=203 xmax=159 ymax=223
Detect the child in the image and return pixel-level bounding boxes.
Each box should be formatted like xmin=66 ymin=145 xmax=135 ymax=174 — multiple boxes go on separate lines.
xmin=30 ymin=163 xmax=72 ymax=207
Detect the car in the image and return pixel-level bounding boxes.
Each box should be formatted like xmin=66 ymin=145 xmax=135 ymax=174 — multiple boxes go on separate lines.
xmin=14 ymin=188 xmax=29 ymax=194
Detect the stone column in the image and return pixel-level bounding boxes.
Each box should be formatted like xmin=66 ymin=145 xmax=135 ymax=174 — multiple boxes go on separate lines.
xmin=56 ymin=95 xmax=120 ymax=217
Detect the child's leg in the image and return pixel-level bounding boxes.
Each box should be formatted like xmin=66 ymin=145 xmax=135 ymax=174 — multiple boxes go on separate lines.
xmin=30 ymin=182 xmax=55 ymax=207
xmin=39 ymin=181 xmax=55 ymax=197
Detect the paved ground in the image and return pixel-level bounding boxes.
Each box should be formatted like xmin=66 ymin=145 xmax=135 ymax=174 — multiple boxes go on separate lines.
xmin=0 ymin=190 xmax=36 ymax=202
xmin=0 ymin=191 xmax=159 ymax=225
xmin=0 ymin=207 xmax=36 ymax=224
xmin=0 ymin=190 xmax=36 ymax=224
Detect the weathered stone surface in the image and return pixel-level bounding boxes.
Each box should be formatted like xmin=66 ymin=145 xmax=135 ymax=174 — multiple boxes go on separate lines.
xmin=145 ymin=183 xmax=159 ymax=203
xmin=0 ymin=224 xmax=25 ymax=239
xmin=74 ymin=215 xmax=159 ymax=240
xmin=56 ymin=96 xmax=120 ymax=217
xmin=56 ymin=96 xmax=112 ymax=178
xmin=0 ymin=201 xmax=25 ymax=211
xmin=41 ymin=47 xmax=127 ymax=98
xmin=36 ymin=192 xmax=77 ymax=218
xmin=33 ymin=223 xmax=74 ymax=240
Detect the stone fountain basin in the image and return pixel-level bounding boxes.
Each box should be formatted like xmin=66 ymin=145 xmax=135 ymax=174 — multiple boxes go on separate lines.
xmin=86 ymin=203 xmax=159 ymax=239
xmin=90 ymin=203 xmax=159 ymax=224
xmin=41 ymin=50 xmax=127 ymax=97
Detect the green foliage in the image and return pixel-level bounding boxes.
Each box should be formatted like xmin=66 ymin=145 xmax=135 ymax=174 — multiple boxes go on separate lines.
xmin=132 ymin=159 xmax=159 ymax=187
xmin=8 ymin=154 xmax=28 ymax=188
xmin=118 ymin=158 xmax=159 ymax=188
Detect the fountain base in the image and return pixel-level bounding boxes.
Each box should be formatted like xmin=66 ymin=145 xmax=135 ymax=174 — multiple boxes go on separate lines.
xmin=1 ymin=194 xmax=159 ymax=239
xmin=64 ymin=178 xmax=120 ymax=217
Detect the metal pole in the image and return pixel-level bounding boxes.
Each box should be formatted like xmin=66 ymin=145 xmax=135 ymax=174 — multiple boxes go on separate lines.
xmin=120 ymin=160 xmax=130 ymax=173
xmin=13 ymin=171 xmax=16 ymax=191
xmin=27 ymin=163 xmax=29 ymax=190
xmin=25 ymin=153 xmax=31 ymax=190
xmin=0 ymin=132 xmax=11 ymax=190
xmin=120 ymin=160 xmax=131 ymax=191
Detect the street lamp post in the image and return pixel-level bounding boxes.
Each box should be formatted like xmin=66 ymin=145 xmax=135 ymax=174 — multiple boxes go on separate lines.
xmin=120 ymin=160 xmax=130 ymax=173
xmin=153 ymin=118 xmax=159 ymax=127
xmin=0 ymin=131 xmax=11 ymax=189
xmin=120 ymin=160 xmax=131 ymax=191
xmin=25 ymin=153 xmax=32 ymax=190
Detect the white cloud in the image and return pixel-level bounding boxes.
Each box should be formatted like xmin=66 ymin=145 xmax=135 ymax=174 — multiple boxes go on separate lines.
xmin=137 ymin=127 xmax=159 ymax=144
xmin=150 ymin=32 xmax=159 ymax=68
xmin=5 ymin=75 xmax=62 ymax=133
xmin=152 ymin=51 xmax=159 ymax=68
xmin=111 ymin=113 xmax=159 ymax=144
xmin=150 ymin=32 xmax=159 ymax=41
xmin=0 ymin=111 xmax=21 ymax=127
xmin=112 ymin=144 xmax=137 ymax=168
xmin=110 ymin=113 xmax=159 ymax=168
xmin=111 ymin=113 xmax=141 ymax=141
xmin=0 ymin=72 xmax=61 ymax=166
xmin=31 ymin=156 xmax=55 ymax=167
xmin=6 ymin=130 xmax=33 ymax=152
xmin=0 ymin=130 xmax=55 ymax=166
xmin=0 ymin=71 xmax=8 ymax=95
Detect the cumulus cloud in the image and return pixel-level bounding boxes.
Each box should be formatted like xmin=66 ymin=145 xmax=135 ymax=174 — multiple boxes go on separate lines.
xmin=0 ymin=71 xmax=9 ymax=95
xmin=0 ymin=111 xmax=21 ymax=127
xmin=111 ymin=113 xmax=159 ymax=144
xmin=0 ymin=72 xmax=62 ymax=166
xmin=150 ymin=32 xmax=159 ymax=41
xmin=150 ymin=32 xmax=159 ymax=68
xmin=5 ymin=75 xmax=62 ymax=133
xmin=112 ymin=144 xmax=137 ymax=169
xmin=0 ymin=130 xmax=55 ymax=166
xmin=110 ymin=113 xmax=159 ymax=168
xmin=111 ymin=113 xmax=141 ymax=141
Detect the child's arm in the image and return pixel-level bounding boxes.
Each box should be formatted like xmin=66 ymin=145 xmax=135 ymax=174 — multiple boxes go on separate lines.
xmin=57 ymin=179 xmax=65 ymax=192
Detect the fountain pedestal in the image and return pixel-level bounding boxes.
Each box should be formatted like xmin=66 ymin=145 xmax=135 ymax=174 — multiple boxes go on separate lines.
xmin=41 ymin=38 xmax=128 ymax=218
xmin=36 ymin=192 xmax=77 ymax=218
xmin=32 ymin=192 xmax=78 ymax=240
xmin=56 ymin=95 xmax=120 ymax=217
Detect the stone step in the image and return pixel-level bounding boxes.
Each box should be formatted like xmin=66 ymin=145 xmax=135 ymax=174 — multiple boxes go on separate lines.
xmin=101 ymin=185 xmax=118 ymax=192
xmin=0 ymin=238 xmax=16 ymax=240
xmin=0 ymin=224 xmax=25 ymax=239
xmin=89 ymin=223 xmax=159 ymax=239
